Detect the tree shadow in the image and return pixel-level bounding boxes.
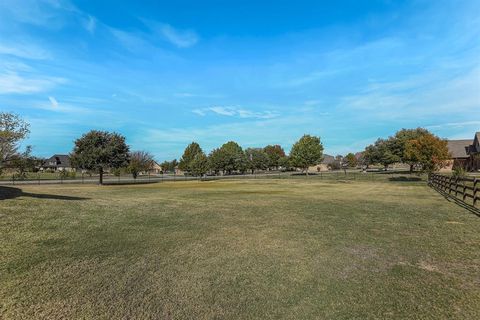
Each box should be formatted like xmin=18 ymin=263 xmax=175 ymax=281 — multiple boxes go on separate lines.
xmin=389 ymin=176 xmax=423 ymax=182
xmin=0 ymin=186 xmax=89 ymax=201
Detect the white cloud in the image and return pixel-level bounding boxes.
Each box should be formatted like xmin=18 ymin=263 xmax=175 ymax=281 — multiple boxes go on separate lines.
xmin=0 ymin=72 xmax=66 ymax=94
xmin=0 ymin=42 xmax=51 ymax=60
xmin=140 ymin=19 xmax=198 ymax=48
xmin=158 ymin=23 xmax=198 ymax=48
xmin=49 ymin=96 xmax=59 ymax=108
xmin=192 ymin=106 xmax=279 ymax=119
xmin=209 ymin=106 xmax=237 ymax=116
xmin=83 ymin=15 xmax=96 ymax=33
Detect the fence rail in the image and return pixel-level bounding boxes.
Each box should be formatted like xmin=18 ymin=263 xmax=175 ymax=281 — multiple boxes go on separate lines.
xmin=0 ymin=170 xmax=426 ymax=186
xmin=428 ymin=173 xmax=479 ymax=208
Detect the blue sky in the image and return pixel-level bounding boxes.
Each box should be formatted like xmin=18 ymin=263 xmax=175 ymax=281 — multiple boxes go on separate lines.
xmin=1 ymin=0 xmax=479 ymax=160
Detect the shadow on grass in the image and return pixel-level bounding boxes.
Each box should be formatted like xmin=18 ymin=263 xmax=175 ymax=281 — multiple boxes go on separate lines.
xmin=429 ymin=184 xmax=480 ymax=217
xmin=389 ymin=176 xmax=423 ymax=182
xmin=0 ymin=186 xmax=89 ymax=201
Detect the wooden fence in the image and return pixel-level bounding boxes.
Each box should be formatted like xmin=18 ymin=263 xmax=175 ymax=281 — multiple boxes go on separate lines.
xmin=428 ymin=173 xmax=479 ymax=208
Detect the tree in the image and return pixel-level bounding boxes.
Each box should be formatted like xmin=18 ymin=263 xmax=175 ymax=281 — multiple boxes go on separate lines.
xmin=10 ymin=146 xmax=39 ymax=179
xmin=289 ymin=135 xmax=324 ymax=175
xmin=71 ymin=130 xmax=130 ymax=184
xmin=263 ymin=145 xmax=286 ymax=170
xmin=160 ymin=159 xmax=177 ymax=173
xmin=127 ymin=151 xmax=155 ymax=179
xmin=405 ymin=133 xmax=450 ymax=173
xmin=190 ymin=152 xmax=209 ymax=177
xmin=208 ymin=141 xmax=247 ymax=175
xmin=364 ymin=139 xmax=399 ymax=170
xmin=278 ymin=156 xmax=292 ymax=171
xmin=390 ymin=128 xmax=429 ymax=172
xmin=245 ymin=148 xmax=269 ymax=174
xmin=344 ymin=153 xmax=357 ymax=168
xmin=208 ymin=148 xmax=224 ymax=175
xmin=178 ymin=142 xmax=203 ymax=173
xmin=0 ymin=112 xmax=30 ymax=172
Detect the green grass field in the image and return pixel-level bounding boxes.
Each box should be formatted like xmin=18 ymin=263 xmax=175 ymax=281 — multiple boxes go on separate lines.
xmin=1 ymin=178 xmax=479 ymax=319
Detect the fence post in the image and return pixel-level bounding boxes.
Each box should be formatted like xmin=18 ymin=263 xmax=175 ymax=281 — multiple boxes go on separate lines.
xmin=455 ymin=177 xmax=458 ymax=197
xmin=473 ymin=178 xmax=478 ymax=207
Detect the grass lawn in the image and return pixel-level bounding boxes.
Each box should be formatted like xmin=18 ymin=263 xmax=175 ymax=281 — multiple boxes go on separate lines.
xmin=1 ymin=178 xmax=479 ymax=319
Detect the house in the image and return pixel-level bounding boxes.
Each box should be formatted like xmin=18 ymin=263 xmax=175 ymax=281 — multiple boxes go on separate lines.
xmin=42 ymin=154 xmax=75 ymax=172
xmin=308 ymin=154 xmax=335 ymax=172
xmin=443 ymin=132 xmax=480 ymax=172
xmin=149 ymin=161 xmax=162 ymax=174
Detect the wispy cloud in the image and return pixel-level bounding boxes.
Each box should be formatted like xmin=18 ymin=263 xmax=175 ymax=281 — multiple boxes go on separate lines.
xmin=0 ymin=72 xmax=66 ymax=94
xmin=48 ymin=96 xmax=59 ymax=108
xmin=157 ymin=23 xmax=198 ymax=48
xmin=83 ymin=15 xmax=96 ymax=34
xmin=0 ymin=42 xmax=51 ymax=60
xmin=193 ymin=106 xmax=279 ymax=119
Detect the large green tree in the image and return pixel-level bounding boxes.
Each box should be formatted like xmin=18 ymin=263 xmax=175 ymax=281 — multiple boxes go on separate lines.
xmin=127 ymin=151 xmax=155 ymax=179
xmin=190 ymin=152 xmax=209 ymax=177
xmin=245 ymin=148 xmax=269 ymax=174
xmin=178 ymin=142 xmax=203 ymax=173
xmin=289 ymin=135 xmax=324 ymax=175
xmin=364 ymin=138 xmax=399 ymax=170
xmin=71 ymin=130 xmax=130 ymax=184
xmin=0 ymin=112 xmax=30 ymax=172
xmin=390 ymin=128 xmax=429 ymax=172
xmin=263 ymin=145 xmax=286 ymax=170
xmin=209 ymin=141 xmax=247 ymax=175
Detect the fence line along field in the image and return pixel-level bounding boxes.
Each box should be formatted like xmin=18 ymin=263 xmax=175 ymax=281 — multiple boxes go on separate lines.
xmin=1 ymin=178 xmax=479 ymax=319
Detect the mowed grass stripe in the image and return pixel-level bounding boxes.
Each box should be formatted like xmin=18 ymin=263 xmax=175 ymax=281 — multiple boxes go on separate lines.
xmin=1 ymin=179 xmax=479 ymax=319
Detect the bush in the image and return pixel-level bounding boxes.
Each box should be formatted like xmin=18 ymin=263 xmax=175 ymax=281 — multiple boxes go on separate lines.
xmin=452 ymin=166 xmax=466 ymax=178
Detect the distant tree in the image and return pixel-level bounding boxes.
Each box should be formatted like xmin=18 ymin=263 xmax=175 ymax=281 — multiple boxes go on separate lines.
xmin=190 ymin=152 xmax=209 ymax=177
xmin=263 ymin=145 xmax=286 ymax=170
xmin=208 ymin=148 xmax=224 ymax=175
xmin=245 ymin=148 xmax=269 ymax=174
xmin=0 ymin=112 xmax=30 ymax=173
xmin=344 ymin=153 xmax=357 ymax=168
xmin=178 ymin=142 xmax=203 ymax=173
xmin=289 ymin=135 xmax=324 ymax=175
xmin=10 ymin=146 xmax=39 ymax=179
xmin=364 ymin=139 xmax=399 ymax=170
xmin=278 ymin=156 xmax=291 ymax=171
xmin=127 ymin=151 xmax=155 ymax=179
xmin=160 ymin=159 xmax=177 ymax=173
xmin=71 ymin=130 xmax=130 ymax=185
xmin=208 ymin=141 xmax=248 ymax=175
xmin=390 ymin=128 xmax=430 ymax=172
xmin=405 ymin=133 xmax=450 ymax=173
xmin=328 ymin=160 xmax=341 ymax=171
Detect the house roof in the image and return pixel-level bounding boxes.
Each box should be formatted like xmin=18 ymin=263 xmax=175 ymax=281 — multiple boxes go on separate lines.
xmin=45 ymin=154 xmax=71 ymax=167
xmin=321 ymin=154 xmax=335 ymax=164
xmin=447 ymin=140 xmax=472 ymax=158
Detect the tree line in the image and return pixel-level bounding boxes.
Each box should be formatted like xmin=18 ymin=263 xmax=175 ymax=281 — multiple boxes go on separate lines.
xmin=1 ymin=112 xmax=450 ymax=185
xmin=361 ymin=128 xmax=450 ymax=172
xmin=174 ymin=135 xmax=324 ymax=177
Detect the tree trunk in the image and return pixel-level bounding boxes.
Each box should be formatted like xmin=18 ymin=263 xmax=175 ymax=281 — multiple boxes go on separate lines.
xmin=99 ymin=168 xmax=103 ymax=185
xmin=409 ymin=164 xmax=414 ymax=173
xmin=305 ymin=168 xmax=309 ymax=176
